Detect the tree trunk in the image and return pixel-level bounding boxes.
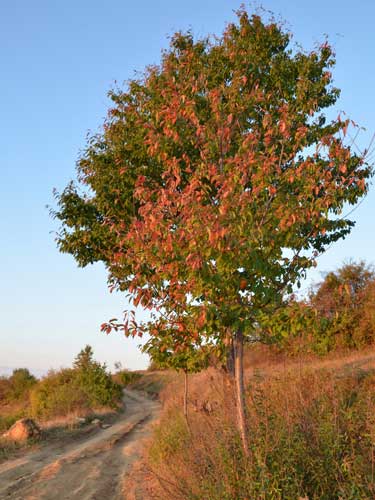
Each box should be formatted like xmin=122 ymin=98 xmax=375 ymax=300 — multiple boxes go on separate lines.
xmin=183 ymin=369 xmax=188 ymax=420
xmin=225 ymin=330 xmax=235 ymax=377
xmin=234 ymin=329 xmax=249 ymax=456
xmin=221 ymin=330 xmax=235 ymax=415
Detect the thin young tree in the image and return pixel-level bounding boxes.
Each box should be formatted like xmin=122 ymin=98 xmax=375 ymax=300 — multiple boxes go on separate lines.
xmin=142 ymin=330 xmax=210 ymax=419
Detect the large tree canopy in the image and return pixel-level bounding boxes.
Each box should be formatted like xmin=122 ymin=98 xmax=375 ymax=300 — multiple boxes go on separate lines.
xmin=53 ymin=9 xmax=372 ymax=452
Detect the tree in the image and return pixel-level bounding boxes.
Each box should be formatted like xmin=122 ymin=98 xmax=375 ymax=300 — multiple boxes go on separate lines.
xmin=142 ymin=330 xmax=210 ymax=419
xmin=310 ymin=261 xmax=375 ymax=350
xmin=311 ymin=261 xmax=374 ymax=318
xmin=256 ymin=297 xmax=318 ymax=354
xmin=53 ymin=9 xmax=372 ymax=454
xmin=8 ymin=368 xmax=37 ymax=401
xmin=259 ymin=261 xmax=375 ymax=354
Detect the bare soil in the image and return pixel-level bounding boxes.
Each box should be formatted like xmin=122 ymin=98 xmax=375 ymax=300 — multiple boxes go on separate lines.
xmin=0 ymin=389 xmax=160 ymax=500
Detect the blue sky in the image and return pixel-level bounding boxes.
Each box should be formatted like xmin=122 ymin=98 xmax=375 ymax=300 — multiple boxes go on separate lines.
xmin=1 ymin=0 xmax=374 ymax=373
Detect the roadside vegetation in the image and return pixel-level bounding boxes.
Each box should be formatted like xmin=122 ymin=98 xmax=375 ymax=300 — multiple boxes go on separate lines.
xmin=0 ymin=369 xmax=37 ymax=434
xmin=0 ymin=346 xmax=123 ymax=436
xmin=112 ymin=367 xmax=142 ymax=388
xmin=2 ymin=262 xmax=375 ymax=498
xmin=154 ymin=357 xmax=375 ymax=499
xmin=148 ymin=348 xmax=375 ymax=499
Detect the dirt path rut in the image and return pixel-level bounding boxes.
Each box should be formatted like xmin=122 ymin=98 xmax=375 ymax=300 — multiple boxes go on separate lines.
xmin=0 ymin=390 xmax=160 ymax=500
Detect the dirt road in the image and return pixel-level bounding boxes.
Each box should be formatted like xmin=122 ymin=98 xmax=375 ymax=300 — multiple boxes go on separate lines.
xmin=0 ymin=390 xmax=160 ymax=500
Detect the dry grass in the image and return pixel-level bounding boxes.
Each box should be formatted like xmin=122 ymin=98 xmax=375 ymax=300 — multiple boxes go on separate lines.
xmin=40 ymin=405 xmax=120 ymax=430
xmin=129 ymin=370 xmax=174 ymax=399
xmin=243 ymin=343 xmax=375 ymax=376
xmin=147 ymin=346 xmax=375 ymax=500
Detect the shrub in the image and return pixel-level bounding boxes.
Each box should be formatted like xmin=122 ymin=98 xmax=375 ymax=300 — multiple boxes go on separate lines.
xmin=147 ymin=359 xmax=163 ymax=371
xmin=30 ymin=347 xmax=123 ymax=420
xmin=29 ymin=368 xmax=88 ymax=419
xmin=307 ymin=261 xmax=375 ymax=352
xmin=113 ymin=370 xmax=142 ymax=387
xmin=0 ymin=377 xmax=11 ymax=404
xmin=357 ymin=280 xmax=375 ymax=345
xmin=73 ymin=345 xmax=122 ymax=407
xmin=258 ymin=262 xmax=375 ymax=355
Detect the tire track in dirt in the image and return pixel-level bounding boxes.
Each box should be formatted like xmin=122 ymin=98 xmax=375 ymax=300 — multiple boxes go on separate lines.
xmin=0 ymin=390 xmax=160 ymax=500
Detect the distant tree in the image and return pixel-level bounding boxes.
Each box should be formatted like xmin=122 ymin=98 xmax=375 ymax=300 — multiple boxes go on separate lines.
xmin=260 ymin=261 xmax=375 ymax=354
xmin=53 ymin=9 xmax=372 ymax=453
xmin=114 ymin=361 xmax=123 ymax=372
xmin=311 ymin=261 xmax=374 ymax=317
xmin=73 ymin=345 xmax=96 ymax=371
xmin=310 ymin=261 xmax=375 ymax=349
xmin=8 ymin=368 xmax=37 ymax=400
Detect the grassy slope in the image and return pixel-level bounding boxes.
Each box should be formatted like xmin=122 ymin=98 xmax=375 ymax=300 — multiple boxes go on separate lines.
xmin=146 ymin=346 xmax=375 ymax=500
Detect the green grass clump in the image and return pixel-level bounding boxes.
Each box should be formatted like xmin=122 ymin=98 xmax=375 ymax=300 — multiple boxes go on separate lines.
xmin=0 ymin=411 xmax=26 ymax=433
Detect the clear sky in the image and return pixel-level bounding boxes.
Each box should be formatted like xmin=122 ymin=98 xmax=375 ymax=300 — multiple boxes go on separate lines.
xmin=1 ymin=0 xmax=374 ymax=373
